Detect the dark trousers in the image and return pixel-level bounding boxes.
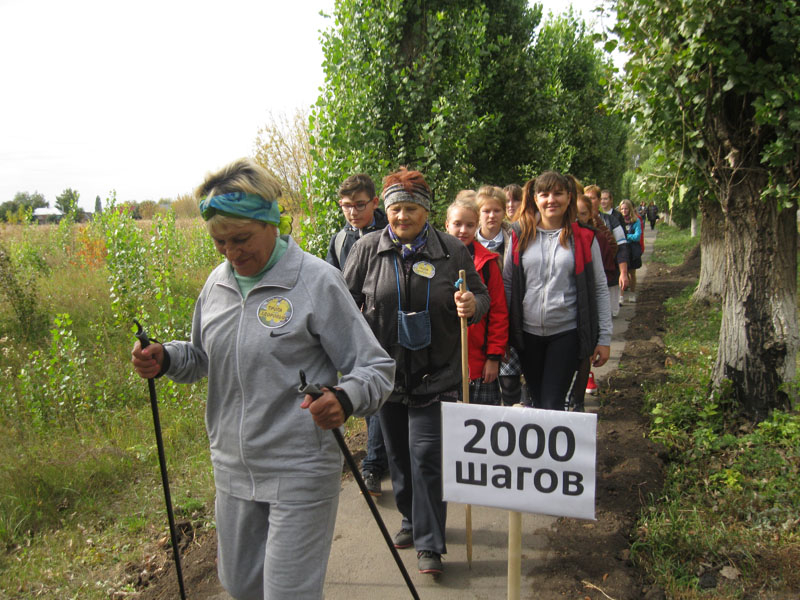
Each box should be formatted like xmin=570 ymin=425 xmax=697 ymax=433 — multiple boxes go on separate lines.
xmin=570 ymin=356 xmax=592 ymax=411
xmin=498 ymin=374 xmax=530 ymax=407
xmin=379 ymin=400 xmax=447 ymax=555
xmin=520 ymin=329 xmax=580 ymax=411
xmin=360 ymin=414 xmax=388 ymax=476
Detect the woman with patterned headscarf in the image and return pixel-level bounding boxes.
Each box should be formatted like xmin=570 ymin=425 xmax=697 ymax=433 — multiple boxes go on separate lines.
xmin=131 ymin=158 xmax=394 ymax=599
xmin=344 ymin=167 xmax=490 ymax=576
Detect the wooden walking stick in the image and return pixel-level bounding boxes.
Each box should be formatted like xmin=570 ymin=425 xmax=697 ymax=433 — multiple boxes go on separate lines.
xmin=458 ymin=269 xmax=473 ymax=568
xmin=508 ymin=511 xmax=522 ymax=600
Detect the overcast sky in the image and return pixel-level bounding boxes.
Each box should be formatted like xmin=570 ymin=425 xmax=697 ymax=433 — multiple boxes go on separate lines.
xmin=0 ymin=0 xmax=611 ymax=211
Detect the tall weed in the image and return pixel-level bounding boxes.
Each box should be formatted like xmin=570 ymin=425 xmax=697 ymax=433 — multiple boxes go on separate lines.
xmin=0 ymin=240 xmax=47 ymax=340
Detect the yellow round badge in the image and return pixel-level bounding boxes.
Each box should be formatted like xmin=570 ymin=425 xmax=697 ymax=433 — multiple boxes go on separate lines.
xmin=412 ymin=261 xmax=436 ymax=279
xmin=257 ymin=297 xmax=293 ymax=328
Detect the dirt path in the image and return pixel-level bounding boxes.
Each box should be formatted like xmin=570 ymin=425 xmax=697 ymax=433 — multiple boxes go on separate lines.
xmin=132 ymin=230 xmax=701 ymax=600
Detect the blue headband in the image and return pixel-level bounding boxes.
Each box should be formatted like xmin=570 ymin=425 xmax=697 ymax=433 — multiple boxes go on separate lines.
xmin=199 ymin=192 xmax=281 ymax=225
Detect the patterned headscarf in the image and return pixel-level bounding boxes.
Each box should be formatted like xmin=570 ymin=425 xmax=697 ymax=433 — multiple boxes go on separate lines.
xmin=388 ymin=222 xmax=430 ymax=259
xmin=382 ymin=183 xmax=431 ymax=211
xmin=199 ymin=192 xmax=281 ymax=225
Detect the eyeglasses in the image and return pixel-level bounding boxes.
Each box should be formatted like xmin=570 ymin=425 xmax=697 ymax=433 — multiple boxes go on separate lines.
xmin=339 ymin=201 xmax=369 ymax=213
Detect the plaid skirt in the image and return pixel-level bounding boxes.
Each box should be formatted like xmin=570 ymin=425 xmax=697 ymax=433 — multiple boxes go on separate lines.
xmin=499 ymin=346 xmax=521 ymax=376
xmin=469 ymin=378 xmax=503 ymax=405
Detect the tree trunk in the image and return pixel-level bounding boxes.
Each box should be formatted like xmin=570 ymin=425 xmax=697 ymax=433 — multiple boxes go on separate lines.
xmin=714 ymin=178 xmax=798 ymax=420
xmin=693 ymin=198 xmax=725 ymax=303
xmin=690 ymin=214 xmax=697 ymax=237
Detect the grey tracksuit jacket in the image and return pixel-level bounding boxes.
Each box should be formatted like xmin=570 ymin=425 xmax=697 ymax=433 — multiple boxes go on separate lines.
xmin=163 ymin=236 xmax=395 ymax=502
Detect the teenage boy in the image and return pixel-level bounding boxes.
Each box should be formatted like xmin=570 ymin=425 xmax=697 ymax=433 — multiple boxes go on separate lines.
xmin=326 ymin=174 xmax=389 ymax=496
xmin=326 ymin=174 xmax=387 ymax=270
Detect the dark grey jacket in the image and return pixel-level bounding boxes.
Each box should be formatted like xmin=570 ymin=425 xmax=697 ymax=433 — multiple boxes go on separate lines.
xmin=344 ymin=226 xmax=489 ymax=403
xmin=325 ymin=209 xmax=389 ymax=270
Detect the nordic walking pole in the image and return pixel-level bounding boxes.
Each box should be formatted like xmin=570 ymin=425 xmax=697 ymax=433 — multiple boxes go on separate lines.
xmin=298 ymin=371 xmax=420 ymax=600
xmin=457 ymin=269 xmax=473 ymax=568
xmin=133 ymin=320 xmax=187 ymax=600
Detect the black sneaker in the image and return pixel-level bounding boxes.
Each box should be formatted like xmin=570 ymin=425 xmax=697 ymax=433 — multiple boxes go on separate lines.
xmin=392 ymin=528 xmax=413 ymax=549
xmin=362 ymin=472 xmax=381 ymax=497
xmin=417 ymin=550 xmax=443 ymax=574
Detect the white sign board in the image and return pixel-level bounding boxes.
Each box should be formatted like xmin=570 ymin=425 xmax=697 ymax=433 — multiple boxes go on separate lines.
xmin=442 ymin=403 xmax=597 ymax=520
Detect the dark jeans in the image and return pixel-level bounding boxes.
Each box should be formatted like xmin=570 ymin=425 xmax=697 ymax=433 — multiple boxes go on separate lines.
xmin=360 ymin=414 xmax=388 ymax=476
xmin=379 ymin=400 xmax=447 ymax=555
xmin=520 ymin=329 xmax=580 ymax=411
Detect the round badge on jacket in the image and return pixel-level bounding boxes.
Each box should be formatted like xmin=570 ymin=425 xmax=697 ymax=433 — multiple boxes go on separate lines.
xmin=257 ymin=296 xmax=293 ymax=328
xmin=412 ymin=261 xmax=436 ymax=279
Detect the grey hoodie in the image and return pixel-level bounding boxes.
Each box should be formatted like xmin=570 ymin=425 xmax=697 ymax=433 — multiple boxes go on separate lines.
xmin=163 ymin=236 xmax=395 ymax=502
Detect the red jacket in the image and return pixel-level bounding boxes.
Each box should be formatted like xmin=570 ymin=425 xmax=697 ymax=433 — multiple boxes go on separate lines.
xmin=467 ymin=241 xmax=509 ymax=380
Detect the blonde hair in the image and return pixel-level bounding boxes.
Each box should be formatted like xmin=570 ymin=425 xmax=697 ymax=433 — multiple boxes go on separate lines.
xmin=584 ymin=184 xmax=601 ymax=199
xmin=620 ymin=198 xmax=636 ymax=221
xmin=454 ymin=189 xmax=477 ymax=202
xmin=446 ymin=197 xmax=479 ymax=222
xmin=475 ymin=185 xmax=506 ymax=212
xmin=195 ymin=157 xmax=282 ymax=235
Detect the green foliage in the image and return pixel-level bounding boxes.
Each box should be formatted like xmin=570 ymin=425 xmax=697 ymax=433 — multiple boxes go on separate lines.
xmin=55 ymin=188 xmax=80 ymax=215
xmin=0 ymin=191 xmax=46 ymax=223
xmin=613 ymin=0 xmax=800 ymax=207
xmin=306 ymin=1 xmax=627 ymax=254
xmin=6 ymin=204 xmax=34 ymax=225
xmin=12 ymin=314 xmax=92 ymax=427
xmin=92 ymin=197 xmax=148 ymax=327
xmin=307 ymin=0 xmax=493 ymax=249
xmin=647 ymin=222 xmax=696 ymax=265
xmin=532 ymin=12 xmax=628 ymax=191
xmin=632 ymin=252 xmax=800 ymax=596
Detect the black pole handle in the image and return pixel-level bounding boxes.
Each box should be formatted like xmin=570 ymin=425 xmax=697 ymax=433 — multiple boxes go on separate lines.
xmin=133 ymin=319 xmax=186 ymax=600
xmin=134 ymin=318 xmax=151 ymax=350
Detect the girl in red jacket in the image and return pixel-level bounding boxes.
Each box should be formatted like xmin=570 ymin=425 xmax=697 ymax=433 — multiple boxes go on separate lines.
xmin=445 ymin=196 xmax=509 ymax=404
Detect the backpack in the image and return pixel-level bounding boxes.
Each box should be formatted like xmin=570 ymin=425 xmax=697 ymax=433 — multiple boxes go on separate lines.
xmin=334 ymin=229 xmax=348 ymax=266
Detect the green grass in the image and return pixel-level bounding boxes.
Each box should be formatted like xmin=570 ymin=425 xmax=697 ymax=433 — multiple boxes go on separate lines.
xmin=649 ymin=221 xmax=697 ymax=266
xmin=0 ymin=219 xmax=219 ymax=598
xmin=0 ymin=402 xmax=215 ymax=599
xmin=629 ymin=224 xmax=800 ymax=598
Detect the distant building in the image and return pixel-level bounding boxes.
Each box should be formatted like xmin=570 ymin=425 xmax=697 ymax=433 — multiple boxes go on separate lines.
xmin=33 ymin=207 xmax=63 ymax=224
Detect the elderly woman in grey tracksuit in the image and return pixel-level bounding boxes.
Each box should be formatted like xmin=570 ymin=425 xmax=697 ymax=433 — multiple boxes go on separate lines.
xmin=344 ymin=167 xmax=489 ymax=576
xmin=131 ymin=158 xmax=394 ymax=600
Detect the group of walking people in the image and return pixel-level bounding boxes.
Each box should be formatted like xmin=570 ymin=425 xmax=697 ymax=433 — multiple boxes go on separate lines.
xmin=130 ymin=157 xmax=651 ymax=599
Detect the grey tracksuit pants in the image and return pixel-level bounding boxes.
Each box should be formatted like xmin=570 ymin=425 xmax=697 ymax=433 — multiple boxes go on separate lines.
xmin=215 ymin=489 xmax=339 ymax=599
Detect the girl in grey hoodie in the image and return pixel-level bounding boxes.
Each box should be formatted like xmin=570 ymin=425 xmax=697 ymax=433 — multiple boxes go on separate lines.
xmin=504 ymin=171 xmax=612 ymax=411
